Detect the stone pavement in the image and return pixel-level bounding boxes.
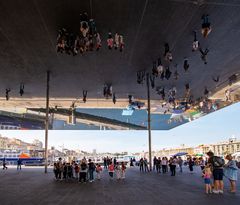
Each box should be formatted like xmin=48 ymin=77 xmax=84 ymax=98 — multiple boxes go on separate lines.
xmin=0 ymin=166 xmax=239 ymax=205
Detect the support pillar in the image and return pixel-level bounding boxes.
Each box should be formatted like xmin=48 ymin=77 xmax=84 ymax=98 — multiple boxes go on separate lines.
xmin=146 ymin=73 xmax=152 ymax=171
xmin=44 ymin=70 xmax=50 ymax=173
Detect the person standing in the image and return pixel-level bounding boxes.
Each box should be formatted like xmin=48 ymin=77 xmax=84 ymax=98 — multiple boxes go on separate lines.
xmin=203 ymin=166 xmax=212 ymax=194
xmin=224 ymin=154 xmax=238 ymax=193
xmin=108 ymin=162 xmax=115 ymax=180
xmin=2 ymin=158 xmax=7 ymax=170
xmin=161 ymin=157 xmax=167 ymax=173
xmin=79 ymin=160 xmax=88 ymax=183
xmin=207 ymin=151 xmax=225 ymax=194
xmin=121 ymin=162 xmax=126 ymax=179
xmin=178 ymin=157 xmax=183 ymax=172
xmin=143 ymin=158 xmax=149 ymax=172
xmin=156 ymin=157 xmax=161 ymax=173
xmin=88 ymin=159 xmax=96 ymax=182
xmin=188 ymin=157 xmax=194 ymax=173
xmin=115 ymin=162 xmax=121 ymax=180
xmin=96 ymin=164 xmax=103 ymax=180
xmin=153 ymin=156 xmax=157 ymax=171
xmin=171 ymin=156 xmax=177 ymax=176
xmin=17 ymin=158 xmax=22 ymax=170
xmin=103 ymin=157 xmax=107 ymax=169
xmin=139 ymin=158 xmax=144 ymax=172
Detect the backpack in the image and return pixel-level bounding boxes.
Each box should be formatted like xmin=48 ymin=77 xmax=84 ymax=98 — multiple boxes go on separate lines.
xmin=212 ymin=156 xmax=224 ymax=168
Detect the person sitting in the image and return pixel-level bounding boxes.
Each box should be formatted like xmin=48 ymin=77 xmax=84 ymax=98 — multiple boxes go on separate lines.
xmin=201 ymin=14 xmax=212 ymax=38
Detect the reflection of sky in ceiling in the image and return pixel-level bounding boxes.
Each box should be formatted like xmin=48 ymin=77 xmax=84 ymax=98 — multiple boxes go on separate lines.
xmin=69 ymin=108 xmax=189 ymax=130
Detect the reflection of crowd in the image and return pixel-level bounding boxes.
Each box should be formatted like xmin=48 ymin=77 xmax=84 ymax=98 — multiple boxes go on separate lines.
xmin=57 ymin=12 xmax=101 ymax=55
xmin=56 ymin=12 xmax=125 ymax=55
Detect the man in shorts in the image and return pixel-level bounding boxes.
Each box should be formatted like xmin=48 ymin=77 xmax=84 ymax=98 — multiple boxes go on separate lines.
xmin=207 ymin=151 xmax=225 ymax=194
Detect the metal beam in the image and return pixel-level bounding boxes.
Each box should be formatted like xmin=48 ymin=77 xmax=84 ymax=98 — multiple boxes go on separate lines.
xmin=28 ymin=108 xmax=147 ymax=130
xmin=146 ymin=73 xmax=152 ymax=171
xmin=44 ymin=71 xmax=50 ymax=173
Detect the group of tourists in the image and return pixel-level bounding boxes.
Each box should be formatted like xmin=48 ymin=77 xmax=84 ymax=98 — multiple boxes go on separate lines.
xmin=202 ymin=151 xmax=239 ymax=194
xmin=143 ymin=151 xmax=239 ymax=194
xmin=53 ymin=157 xmax=127 ymax=183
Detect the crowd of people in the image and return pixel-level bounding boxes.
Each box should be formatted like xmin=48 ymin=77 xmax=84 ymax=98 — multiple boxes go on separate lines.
xmin=53 ymin=157 xmax=127 ymax=183
xmin=137 ymin=152 xmax=239 ymax=194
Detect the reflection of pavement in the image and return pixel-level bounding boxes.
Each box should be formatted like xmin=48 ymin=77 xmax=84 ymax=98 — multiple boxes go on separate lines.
xmin=0 ymin=166 xmax=239 ymax=205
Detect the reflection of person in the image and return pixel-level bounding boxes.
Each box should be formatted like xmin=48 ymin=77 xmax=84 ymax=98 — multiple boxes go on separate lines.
xmin=224 ymin=154 xmax=238 ymax=193
xmin=17 ymin=158 xmax=22 ymax=170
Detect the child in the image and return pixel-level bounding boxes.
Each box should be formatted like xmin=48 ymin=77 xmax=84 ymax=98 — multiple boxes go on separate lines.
xmin=115 ymin=162 xmax=121 ymax=180
xmin=108 ymin=162 xmax=114 ymax=179
xmin=203 ymin=166 xmax=212 ymax=194
xmin=121 ymin=162 xmax=126 ymax=179
xmin=96 ymin=164 xmax=103 ymax=180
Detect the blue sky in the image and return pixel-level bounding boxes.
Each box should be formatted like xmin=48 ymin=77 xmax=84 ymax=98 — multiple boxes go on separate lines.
xmin=1 ymin=102 xmax=240 ymax=153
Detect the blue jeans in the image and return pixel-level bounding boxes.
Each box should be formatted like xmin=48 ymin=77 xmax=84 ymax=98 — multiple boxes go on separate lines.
xmin=89 ymin=170 xmax=94 ymax=181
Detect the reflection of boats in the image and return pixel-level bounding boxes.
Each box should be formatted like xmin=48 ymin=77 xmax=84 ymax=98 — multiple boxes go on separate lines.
xmin=0 ymin=152 xmax=44 ymax=166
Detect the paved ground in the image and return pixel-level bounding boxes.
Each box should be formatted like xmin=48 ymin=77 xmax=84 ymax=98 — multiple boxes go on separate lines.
xmin=0 ymin=166 xmax=239 ymax=205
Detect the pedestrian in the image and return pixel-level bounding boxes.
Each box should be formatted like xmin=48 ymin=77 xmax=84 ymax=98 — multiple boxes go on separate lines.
xmin=207 ymin=151 xmax=225 ymax=194
xmin=79 ymin=159 xmax=88 ymax=183
xmin=178 ymin=157 xmax=183 ymax=172
xmin=188 ymin=157 xmax=194 ymax=173
xmin=203 ymin=165 xmax=212 ymax=194
xmin=2 ymin=158 xmax=7 ymax=170
xmin=17 ymin=158 xmax=22 ymax=170
xmin=115 ymin=162 xmax=121 ymax=180
xmin=130 ymin=158 xmax=134 ymax=167
xmin=88 ymin=159 xmax=95 ymax=182
xmin=121 ymin=162 xmax=126 ymax=179
xmin=96 ymin=164 xmax=102 ymax=180
xmin=153 ymin=156 xmax=157 ymax=171
xmin=224 ymin=154 xmax=238 ymax=193
xmin=74 ymin=163 xmax=80 ymax=180
xmin=53 ymin=163 xmax=58 ymax=180
xmin=108 ymin=162 xmax=115 ymax=179
xmin=156 ymin=157 xmax=161 ymax=173
xmin=162 ymin=157 xmax=167 ymax=173
xmin=139 ymin=158 xmax=144 ymax=172
xmin=144 ymin=158 xmax=149 ymax=172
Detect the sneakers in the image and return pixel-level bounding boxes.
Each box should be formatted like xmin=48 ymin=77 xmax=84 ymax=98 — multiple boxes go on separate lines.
xmin=219 ymin=190 xmax=224 ymax=194
xmin=212 ymin=190 xmax=219 ymax=194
